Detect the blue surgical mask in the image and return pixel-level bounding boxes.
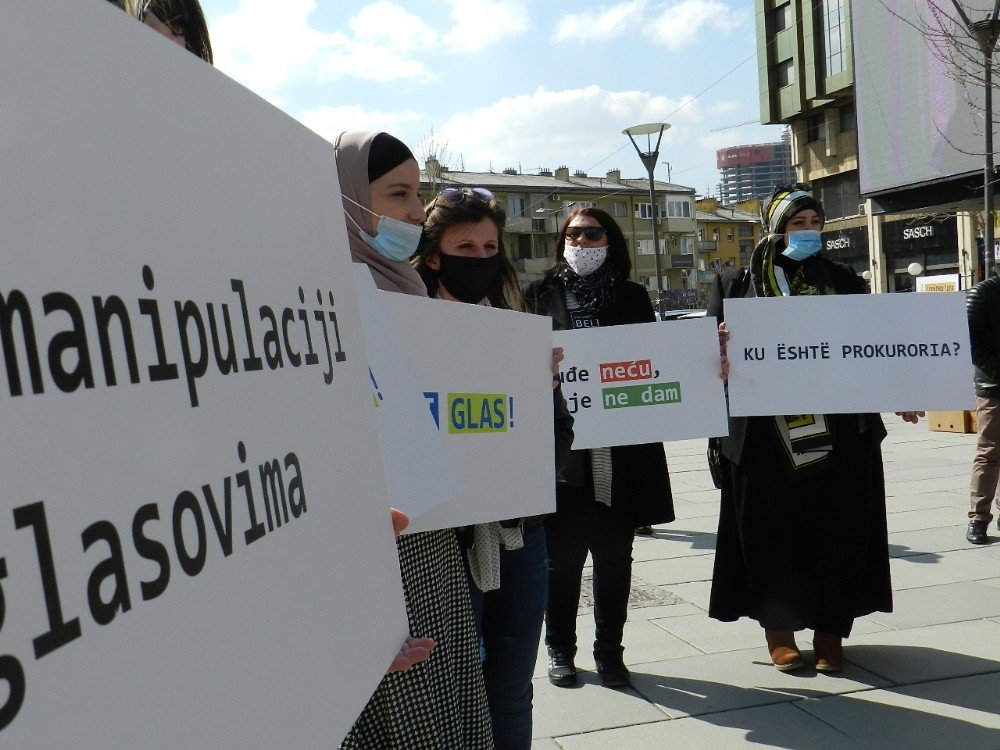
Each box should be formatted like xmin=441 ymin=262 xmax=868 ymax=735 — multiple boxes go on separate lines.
xmin=782 ymin=230 xmax=822 ymax=261
xmin=342 ymin=195 xmax=423 ymax=262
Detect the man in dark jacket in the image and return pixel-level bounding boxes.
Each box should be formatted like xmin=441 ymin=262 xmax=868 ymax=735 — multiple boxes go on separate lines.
xmin=966 ymin=275 xmax=1000 ymax=543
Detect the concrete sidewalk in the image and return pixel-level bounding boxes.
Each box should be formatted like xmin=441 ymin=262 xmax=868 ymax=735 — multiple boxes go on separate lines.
xmin=531 ymin=415 xmax=1000 ymax=749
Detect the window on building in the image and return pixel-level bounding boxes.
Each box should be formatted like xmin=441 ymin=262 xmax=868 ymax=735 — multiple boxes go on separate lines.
xmin=698 ymin=228 xmax=705 ymax=241
xmin=531 ymin=218 xmax=546 ymax=232
xmin=776 ymin=58 xmax=795 ymax=87
xmin=507 ymin=195 xmax=526 ymax=218
xmin=806 ymin=113 xmax=827 ymax=143
xmin=712 ymin=230 xmax=719 ymax=241
xmin=739 ymin=224 xmax=754 ymax=237
xmin=635 ymin=202 xmax=657 ymax=220
xmin=774 ymin=3 xmax=791 ymax=31
xmin=839 ymin=101 xmax=856 ymax=132
xmin=666 ymin=200 xmax=691 ymax=218
xmin=726 ymin=229 xmax=734 ymax=241
xmin=822 ymin=0 xmax=847 ymax=77
xmin=608 ymin=200 xmax=627 ymax=217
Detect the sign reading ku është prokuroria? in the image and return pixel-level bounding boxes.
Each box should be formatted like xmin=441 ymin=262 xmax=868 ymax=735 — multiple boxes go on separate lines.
xmin=725 ymin=292 xmax=974 ymax=416
xmin=552 ymin=318 xmax=730 ymax=449
xmin=0 ymin=3 xmax=408 ymax=747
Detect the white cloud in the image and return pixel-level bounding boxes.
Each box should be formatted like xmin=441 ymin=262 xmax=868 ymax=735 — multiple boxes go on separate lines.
xmin=554 ymin=0 xmax=745 ymax=49
xmin=554 ymin=0 xmax=646 ymax=43
xmin=647 ymin=0 xmax=746 ymax=50
xmin=299 ymin=105 xmax=424 ymax=144
xmin=710 ymin=99 xmax=742 ymax=115
xmin=442 ymin=0 xmax=530 ymax=52
xmin=209 ymin=0 xmax=439 ymax=92
xmin=435 ymin=85 xmax=703 ymax=176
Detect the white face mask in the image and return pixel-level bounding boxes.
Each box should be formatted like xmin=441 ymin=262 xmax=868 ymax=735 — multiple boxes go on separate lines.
xmin=563 ymin=243 xmax=608 ymax=276
xmin=342 ymin=194 xmax=423 ymax=262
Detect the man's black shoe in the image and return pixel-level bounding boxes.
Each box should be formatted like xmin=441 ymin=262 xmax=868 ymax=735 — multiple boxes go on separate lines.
xmin=594 ymin=648 xmax=631 ymax=688
xmin=967 ymin=520 xmax=989 ymax=545
xmin=547 ymin=648 xmax=577 ymax=687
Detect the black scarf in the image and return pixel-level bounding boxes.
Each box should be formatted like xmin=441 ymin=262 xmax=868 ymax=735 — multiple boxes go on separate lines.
xmin=559 ymin=264 xmax=616 ymax=314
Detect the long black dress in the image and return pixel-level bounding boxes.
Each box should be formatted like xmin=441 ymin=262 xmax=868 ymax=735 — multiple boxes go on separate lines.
xmin=707 ymin=257 xmax=892 ymax=638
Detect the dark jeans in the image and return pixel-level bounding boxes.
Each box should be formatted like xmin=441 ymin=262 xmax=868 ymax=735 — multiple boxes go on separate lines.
xmin=544 ymin=485 xmax=635 ymax=653
xmin=468 ymin=522 xmax=548 ymax=750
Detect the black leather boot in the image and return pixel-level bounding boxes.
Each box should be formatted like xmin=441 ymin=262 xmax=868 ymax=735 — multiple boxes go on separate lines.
xmin=593 ymin=643 xmax=630 ymax=688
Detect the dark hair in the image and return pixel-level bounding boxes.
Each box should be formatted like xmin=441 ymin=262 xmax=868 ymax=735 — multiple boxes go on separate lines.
xmin=144 ymin=0 xmax=213 ymax=63
xmin=414 ymin=192 xmax=524 ymax=311
xmin=547 ymin=207 xmax=631 ymax=279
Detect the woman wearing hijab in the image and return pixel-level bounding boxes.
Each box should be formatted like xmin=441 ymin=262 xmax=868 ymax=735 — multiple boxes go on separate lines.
xmin=334 ymin=131 xmax=493 ymax=749
xmin=523 ymin=207 xmax=674 ymax=690
xmin=707 ymin=183 xmax=920 ymax=673
xmin=412 ymin=188 xmax=573 ymax=750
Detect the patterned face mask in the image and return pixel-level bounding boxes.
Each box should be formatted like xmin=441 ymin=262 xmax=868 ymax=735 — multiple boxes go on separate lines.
xmin=563 ymin=243 xmax=608 ymax=276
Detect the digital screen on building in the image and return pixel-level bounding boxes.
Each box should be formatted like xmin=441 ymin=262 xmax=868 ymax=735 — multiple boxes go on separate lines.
xmin=852 ymin=1 xmax=998 ymax=195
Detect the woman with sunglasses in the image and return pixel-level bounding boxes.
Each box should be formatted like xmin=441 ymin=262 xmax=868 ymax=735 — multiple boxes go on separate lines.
xmin=335 ymin=134 xmax=494 ymax=749
xmin=523 ymin=207 xmax=674 ymax=689
xmin=413 ymin=187 xmax=573 ymax=750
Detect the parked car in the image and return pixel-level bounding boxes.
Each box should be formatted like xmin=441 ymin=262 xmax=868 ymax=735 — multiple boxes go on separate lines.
xmin=657 ymin=308 xmax=707 ymax=321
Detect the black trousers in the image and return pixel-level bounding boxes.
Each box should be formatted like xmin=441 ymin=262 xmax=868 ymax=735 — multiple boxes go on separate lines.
xmin=544 ymin=484 xmax=635 ymax=653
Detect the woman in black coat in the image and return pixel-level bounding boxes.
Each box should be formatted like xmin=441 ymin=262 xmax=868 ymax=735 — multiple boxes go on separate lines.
xmin=523 ymin=207 xmax=673 ymax=689
xmin=708 ymin=184 xmax=920 ymax=673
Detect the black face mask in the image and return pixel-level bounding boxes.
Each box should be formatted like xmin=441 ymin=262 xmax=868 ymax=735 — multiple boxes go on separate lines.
xmin=436 ymin=253 xmax=502 ymax=304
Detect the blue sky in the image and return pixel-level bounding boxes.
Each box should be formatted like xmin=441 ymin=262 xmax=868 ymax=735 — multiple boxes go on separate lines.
xmin=201 ymin=0 xmax=788 ymax=197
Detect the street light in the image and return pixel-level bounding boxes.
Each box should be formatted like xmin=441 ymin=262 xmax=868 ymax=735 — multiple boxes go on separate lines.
xmin=623 ymin=122 xmax=670 ymax=313
xmin=949 ymin=0 xmax=1000 ymax=278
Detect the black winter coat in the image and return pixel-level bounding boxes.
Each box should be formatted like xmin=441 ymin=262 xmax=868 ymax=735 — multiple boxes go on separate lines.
xmin=967 ymin=275 xmax=1000 ymax=397
xmin=523 ymin=276 xmax=674 ymax=526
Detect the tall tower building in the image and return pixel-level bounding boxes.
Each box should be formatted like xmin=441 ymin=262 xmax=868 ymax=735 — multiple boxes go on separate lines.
xmin=716 ymin=133 xmax=795 ymax=203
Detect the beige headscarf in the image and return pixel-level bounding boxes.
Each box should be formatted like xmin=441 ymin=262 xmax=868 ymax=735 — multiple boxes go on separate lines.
xmin=333 ymin=131 xmax=428 ymax=297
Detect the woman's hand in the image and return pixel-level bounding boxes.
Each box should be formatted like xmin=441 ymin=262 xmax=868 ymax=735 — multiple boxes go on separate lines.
xmin=718 ymin=322 xmax=730 ymax=380
xmin=388 ymin=636 xmax=437 ymax=673
xmin=551 ymin=346 xmax=565 ymax=389
xmin=385 ymin=509 xmax=437 ymax=673
xmin=895 ymin=411 xmax=925 ymax=424
xmin=390 ymin=508 xmax=409 ymax=537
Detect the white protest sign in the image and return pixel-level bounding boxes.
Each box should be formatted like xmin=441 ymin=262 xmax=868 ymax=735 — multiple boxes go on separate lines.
xmin=725 ymin=293 xmax=973 ymax=416
xmin=352 ymin=265 xmax=462 ymax=521
xmin=917 ymin=274 xmax=960 ymax=293
xmin=378 ymin=295 xmax=556 ymax=533
xmin=552 ymin=319 xmax=729 ymax=448
xmin=0 ymin=4 xmax=407 ymax=746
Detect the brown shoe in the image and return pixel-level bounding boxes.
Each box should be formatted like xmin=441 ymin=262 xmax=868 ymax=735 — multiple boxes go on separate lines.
xmin=813 ymin=632 xmax=843 ymax=673
xmin=764 ymin=629 xmax=804 ymax=671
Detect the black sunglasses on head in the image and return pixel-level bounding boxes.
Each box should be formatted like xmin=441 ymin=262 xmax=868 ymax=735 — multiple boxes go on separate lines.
xmin=565 ymin=226 xmax=606 ymax=241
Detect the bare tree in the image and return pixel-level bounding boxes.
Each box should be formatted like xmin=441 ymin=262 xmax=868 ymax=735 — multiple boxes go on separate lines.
xmin=415 ymin=128 xmax=456 ymax=194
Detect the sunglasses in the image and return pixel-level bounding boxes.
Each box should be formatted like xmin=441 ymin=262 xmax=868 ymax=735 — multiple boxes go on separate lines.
xmin=436 ymin=187 xmax=495 ymax=205
xmin=565 ymin=226 xmax=606 ymax=241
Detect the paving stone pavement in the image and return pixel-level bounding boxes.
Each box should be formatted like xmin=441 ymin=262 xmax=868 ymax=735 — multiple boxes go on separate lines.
xmin=532 ymin=414 xmax=1000 ymax=749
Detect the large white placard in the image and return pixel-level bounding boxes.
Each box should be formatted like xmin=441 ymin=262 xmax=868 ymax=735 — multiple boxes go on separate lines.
xmin=353 ymin=265 xmax=462 ymax=522
xmin=379 ymin=295 xmax=556 ymax=534
xmin=725 ymin=293 xmax=973 ymax=416
xmin=552 ymin=319 xmax=729 ymax=448
xmin=0 ymin=4 xmax=407 ymax=746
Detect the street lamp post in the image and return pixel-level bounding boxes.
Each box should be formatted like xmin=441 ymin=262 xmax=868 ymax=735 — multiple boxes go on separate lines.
xmin=623 ymin=122 xmax=670 ymax=314
xmin=950 ymin=0 xmax=1000 ymax=278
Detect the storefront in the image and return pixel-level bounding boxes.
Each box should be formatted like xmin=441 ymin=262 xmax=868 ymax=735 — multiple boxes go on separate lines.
xmin=881 ymin=216 xmax=959 ymax=293
xmin=821 ymin=225 xmax=869 ymax=274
